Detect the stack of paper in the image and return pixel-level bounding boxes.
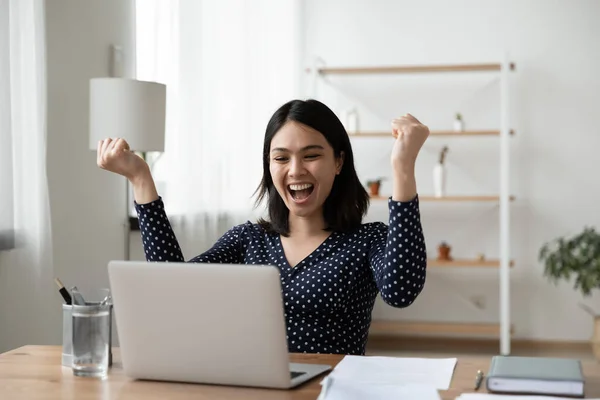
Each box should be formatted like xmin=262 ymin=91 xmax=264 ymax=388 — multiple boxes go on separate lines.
xmin=327 ymin=355 xmax=457 ymax=389
xmin=317 ymin=355 xmax=457 ymax=400
xmin=317 ymin=377 xmax=442 ymax=400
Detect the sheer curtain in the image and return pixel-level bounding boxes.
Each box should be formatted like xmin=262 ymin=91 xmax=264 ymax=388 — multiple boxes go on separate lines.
xmin=0 ymin=0 xmax=13 ymax=250
xmin=0 ymin=0 xmax=56 ymax=351
xmin=135 ymin=0 xmax=301 ymax=257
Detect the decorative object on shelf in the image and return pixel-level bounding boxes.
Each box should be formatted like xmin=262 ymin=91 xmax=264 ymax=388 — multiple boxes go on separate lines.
xmin=433 ymin=146 xmax=449 ymax=197
xmin=453 ymin=112 xmax=464 ymax=132
xmin=343 ymin=108 xmax=359 ymax=133
xmin=437 ymin=242 xmax=452 ymax=261
xmin=477 ymin=253 xmax=486 ymax=262
xmin=366 ymin=178 xmax=385 ymax=196
xmin=539 ymin=226 xmax=600 ymax=359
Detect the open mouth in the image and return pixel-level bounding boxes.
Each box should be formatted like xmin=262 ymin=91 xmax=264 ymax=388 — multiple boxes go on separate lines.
xmin=288 ymin=183 xmax=314 ymax=202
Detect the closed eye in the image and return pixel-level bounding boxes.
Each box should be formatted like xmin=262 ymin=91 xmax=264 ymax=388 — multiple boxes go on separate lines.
xmin=305 ymin=154 xmax=321 ymax=159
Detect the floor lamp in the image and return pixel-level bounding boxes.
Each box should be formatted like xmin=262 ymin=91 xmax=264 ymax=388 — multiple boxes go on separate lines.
xmin=89 ymin=77 xmax=166 ymax=260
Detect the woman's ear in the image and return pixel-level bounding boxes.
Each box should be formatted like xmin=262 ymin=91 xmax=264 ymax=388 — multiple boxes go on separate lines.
xmin=336 ymin=151 xmax=345 ymax=175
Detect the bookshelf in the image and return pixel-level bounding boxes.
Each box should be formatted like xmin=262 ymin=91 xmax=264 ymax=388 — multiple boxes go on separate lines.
xmin=369 ymin=320 xmax=512 ymax=337
xmin=370 ymin=195 xmax=515 ymax=202
xmin=313 ymin=62 xmax=516 ymax=75
xmin=427 ymin=259 xmax=514 ymax=268
xmin=308 ymin=57 xmax=515 ymax=354
xmin=349 ymin=129 xmax=515 ymax=137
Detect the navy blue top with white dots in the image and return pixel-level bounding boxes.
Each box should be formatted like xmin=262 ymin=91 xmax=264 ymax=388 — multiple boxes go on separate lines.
xmin=135 ymin=195 xmax=427 ymax=355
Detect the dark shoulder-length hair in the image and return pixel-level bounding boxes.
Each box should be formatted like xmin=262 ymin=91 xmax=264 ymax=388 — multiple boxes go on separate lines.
xmin=254 ymin=99 xmax=369 ymax=236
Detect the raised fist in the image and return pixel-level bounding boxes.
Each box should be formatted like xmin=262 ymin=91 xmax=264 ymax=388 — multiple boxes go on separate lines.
xmin=97 ymin=138 xmax=149 ymax=181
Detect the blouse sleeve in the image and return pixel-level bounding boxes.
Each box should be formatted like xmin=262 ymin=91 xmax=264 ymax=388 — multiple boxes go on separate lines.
xmin=368 ymin=195 xmax=427 ymax=307
xmin=135 ymin=197 xmax=245 ymax=263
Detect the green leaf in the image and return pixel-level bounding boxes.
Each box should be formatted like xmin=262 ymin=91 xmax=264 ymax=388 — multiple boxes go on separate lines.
xmin=539 ymin=226 xmax=600 ymax=297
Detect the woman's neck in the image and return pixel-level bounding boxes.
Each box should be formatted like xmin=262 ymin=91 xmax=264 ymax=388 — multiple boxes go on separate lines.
xmin=288 ymin=212 xmax=327 ymax=238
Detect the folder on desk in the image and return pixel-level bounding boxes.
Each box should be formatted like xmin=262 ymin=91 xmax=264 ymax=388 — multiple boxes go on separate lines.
xmin=485 ymin=355 xmax=584 ymax=398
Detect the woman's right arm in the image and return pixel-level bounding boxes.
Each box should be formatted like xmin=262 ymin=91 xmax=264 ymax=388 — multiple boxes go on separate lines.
xmin=97 ymin=137 xmax=245 ymax=264
xmin=135 ymin=194 xmax=246 ymax=264
xmin=130 ymin=169 xmax=159 ymax=205
xmin=134 ymin=194 xmax=184 ymax=262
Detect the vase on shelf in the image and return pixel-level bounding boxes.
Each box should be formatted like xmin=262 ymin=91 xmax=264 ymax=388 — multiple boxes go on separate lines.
xmin=433 ymin=163 xmax=446 ymax=197
xmin=434 ymin=146 xmax=449 ymax=197
xmin=344 ymin=108 xmax=359 ymax=134
xmin=453 ymin=113 xmax=464 ymax=132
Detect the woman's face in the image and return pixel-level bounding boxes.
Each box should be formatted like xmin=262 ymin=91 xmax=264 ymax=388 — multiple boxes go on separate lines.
xmin=269 ymin=121 xmax=343 ymax=219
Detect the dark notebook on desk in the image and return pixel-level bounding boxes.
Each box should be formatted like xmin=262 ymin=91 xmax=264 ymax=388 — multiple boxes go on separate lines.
xmin=486 ymin=355 xmax=585 ymax=398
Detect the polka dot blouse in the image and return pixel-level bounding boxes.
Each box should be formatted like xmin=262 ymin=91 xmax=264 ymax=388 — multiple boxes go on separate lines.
xmin=135 ymin=195 xmax=427 ymax=355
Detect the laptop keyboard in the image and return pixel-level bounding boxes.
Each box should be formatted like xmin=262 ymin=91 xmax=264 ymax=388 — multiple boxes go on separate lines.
xmin=290 ymin=371 xmax=307 ymax=379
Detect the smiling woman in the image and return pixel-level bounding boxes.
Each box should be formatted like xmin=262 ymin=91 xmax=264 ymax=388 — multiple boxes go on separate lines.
xmin=256 ymin=101 xmax=363 ymax=236
xmin=96 ymin=98 xmax=429 ymax=355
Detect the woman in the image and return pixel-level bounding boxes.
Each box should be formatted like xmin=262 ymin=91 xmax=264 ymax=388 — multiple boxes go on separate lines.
xmin=97 ymin=99 xmax=429 ymax=355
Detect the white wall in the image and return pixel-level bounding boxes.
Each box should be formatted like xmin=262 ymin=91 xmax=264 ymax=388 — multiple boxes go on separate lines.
xmin=303 ymin=0 xmax=600 ymax=341
xmin=45 ymin=0 xmax=135 ymax=348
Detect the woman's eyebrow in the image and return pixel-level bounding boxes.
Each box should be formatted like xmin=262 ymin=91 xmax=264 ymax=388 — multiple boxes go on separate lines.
xmin=271 ymin=145 xmax=325 ymax=153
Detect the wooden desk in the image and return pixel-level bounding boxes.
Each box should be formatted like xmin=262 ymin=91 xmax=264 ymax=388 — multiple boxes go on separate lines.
xmin=2 ymin=346 xmax=600 ymax=399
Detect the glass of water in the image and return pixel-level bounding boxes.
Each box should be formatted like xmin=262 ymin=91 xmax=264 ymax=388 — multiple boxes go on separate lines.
xmin=71 ymin=289 xmax=112 ymax=378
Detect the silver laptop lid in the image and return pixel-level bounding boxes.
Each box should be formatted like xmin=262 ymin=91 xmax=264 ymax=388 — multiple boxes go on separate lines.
xmin=108 ymin=261 xmax=293 ymax=387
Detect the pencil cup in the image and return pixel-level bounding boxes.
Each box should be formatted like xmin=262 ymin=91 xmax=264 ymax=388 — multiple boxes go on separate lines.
xmin=71 ymin=302 xmax=112 ymax=378
xmin=61 ymin=288 xmax=113 ymax=373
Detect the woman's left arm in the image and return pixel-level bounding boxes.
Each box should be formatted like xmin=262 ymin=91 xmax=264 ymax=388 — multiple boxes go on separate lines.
xmin=369 ymin=114 xmax=430 ymax=307
xmin=368 ymin=198 xmax=427 ymax=307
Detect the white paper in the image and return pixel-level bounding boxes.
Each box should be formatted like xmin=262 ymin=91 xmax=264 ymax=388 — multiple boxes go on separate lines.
xmin=327 ymin=355 xmax=457 ymax=390
xmin=317 ymin=376 xmax=441 ymax=400
xmin=456 ymin=395 xmax=600 ymax=400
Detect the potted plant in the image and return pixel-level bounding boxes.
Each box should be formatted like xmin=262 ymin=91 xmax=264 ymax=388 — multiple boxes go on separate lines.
xmin=366 ymin=178 xmax=385 ymax=196
xmin=433 ymin=146 xmax=449 ymax=197
xmin=453 ymin=112 xmax=464 ymax=132
xmin=539 ymin=226 xmax=600 ymax=358
xmin=437 ymin=241 xmax=452 ymax=261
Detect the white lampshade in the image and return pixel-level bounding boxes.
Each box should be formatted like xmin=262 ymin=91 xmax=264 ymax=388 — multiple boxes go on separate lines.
xmin=89 ymin=78 xmax=166 ymax=151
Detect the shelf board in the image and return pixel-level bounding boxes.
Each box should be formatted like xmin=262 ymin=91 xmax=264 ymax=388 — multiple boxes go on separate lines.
xmin=369 ymin=320 xmax=509 ymax=336
xmin=349 ymin=129 xmax=514 ymax=137
xmin=428 ymin=259 xmax=514 ymax=268
xmin=316 ymin=63 xmax=515 ymax=75
xmin=370 ymin=195 xmax=515 ymax=202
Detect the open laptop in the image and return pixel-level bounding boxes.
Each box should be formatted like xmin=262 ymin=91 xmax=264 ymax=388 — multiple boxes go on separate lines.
xmin=107 ymin=260 xmax=332 ymax=389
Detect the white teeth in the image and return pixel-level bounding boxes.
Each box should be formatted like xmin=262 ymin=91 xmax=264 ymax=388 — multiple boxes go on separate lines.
xmin=289 ymin=183 xmax=313 ymax=191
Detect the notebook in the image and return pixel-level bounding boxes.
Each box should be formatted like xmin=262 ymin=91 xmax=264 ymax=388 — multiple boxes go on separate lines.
xmin=486 ymin=356 xmax=585 ymax=398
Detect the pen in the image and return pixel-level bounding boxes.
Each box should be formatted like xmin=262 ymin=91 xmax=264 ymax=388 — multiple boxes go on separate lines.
xmin=70 ymin=286 xmax=86 ymax=305
xmin=474 ymin=369 xmax=484 ymax=390
xmin=54 ymin=278 xmax=72 ymax=305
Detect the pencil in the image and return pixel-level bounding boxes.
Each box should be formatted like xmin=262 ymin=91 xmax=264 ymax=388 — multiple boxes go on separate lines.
xmin=54 ymin=278 xmax=72 ymax=305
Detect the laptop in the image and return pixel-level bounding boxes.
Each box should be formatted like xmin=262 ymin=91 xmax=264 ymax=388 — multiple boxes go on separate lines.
xmin=107 ymin=260 xmax=332 ymax=389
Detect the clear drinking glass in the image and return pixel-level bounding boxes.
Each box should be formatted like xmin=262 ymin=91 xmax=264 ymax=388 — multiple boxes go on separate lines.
xmin=71 ymin=288 xmax=112 ymax=378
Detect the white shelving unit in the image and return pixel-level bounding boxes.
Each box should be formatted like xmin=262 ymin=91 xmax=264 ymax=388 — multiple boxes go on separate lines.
xmin=307 ymin=56 xmax=515 ymax=355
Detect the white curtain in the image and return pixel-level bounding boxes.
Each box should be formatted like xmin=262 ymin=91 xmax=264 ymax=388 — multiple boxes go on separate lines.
xmin=0 ymin=0 xmax=56 ymax=352
xmin=135 ymin=0 xmax=301 ymax=256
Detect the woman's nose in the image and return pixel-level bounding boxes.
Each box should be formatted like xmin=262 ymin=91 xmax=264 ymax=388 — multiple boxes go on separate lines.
xmin=289 ymin=157 xmax=307 ymax=177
